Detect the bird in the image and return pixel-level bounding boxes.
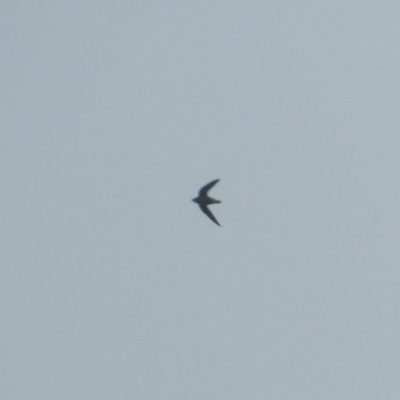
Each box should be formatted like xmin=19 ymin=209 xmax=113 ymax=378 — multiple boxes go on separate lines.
xmin=192 ymin=179 xmax=221 ymax=226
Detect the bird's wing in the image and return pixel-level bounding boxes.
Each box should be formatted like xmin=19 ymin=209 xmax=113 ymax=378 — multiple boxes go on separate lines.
xmin=199 ymin=204 xmax=220 ymax=226
xmin=199 ymin=179 xmax=220 ymax=196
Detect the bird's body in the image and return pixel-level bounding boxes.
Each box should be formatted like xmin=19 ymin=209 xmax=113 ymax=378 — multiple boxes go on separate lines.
xmin=192 ymin=179 xmax=221 ymax=226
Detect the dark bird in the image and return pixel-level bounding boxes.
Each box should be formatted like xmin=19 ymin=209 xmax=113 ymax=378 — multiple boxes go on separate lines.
xmin=192 ymin=179 xmax=221 ymax=226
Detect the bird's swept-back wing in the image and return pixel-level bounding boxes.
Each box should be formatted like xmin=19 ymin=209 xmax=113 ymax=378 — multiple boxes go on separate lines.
xmin=200 ymin=204 xmax=220 ymax=226
xmin=199 ymin=179 xmax=220 ymax=196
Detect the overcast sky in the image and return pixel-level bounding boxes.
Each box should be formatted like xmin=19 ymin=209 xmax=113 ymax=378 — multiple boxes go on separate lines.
xmin=2 ymin=2 xmax=400 ymax=399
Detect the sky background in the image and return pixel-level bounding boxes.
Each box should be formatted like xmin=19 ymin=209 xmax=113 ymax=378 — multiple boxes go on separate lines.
xmin=2 ymin=1 xmax=400 ymax=399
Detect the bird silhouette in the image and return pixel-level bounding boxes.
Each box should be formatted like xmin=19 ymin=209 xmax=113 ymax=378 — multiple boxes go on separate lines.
xmin=192 ymin=179 xmax=221 ymax=226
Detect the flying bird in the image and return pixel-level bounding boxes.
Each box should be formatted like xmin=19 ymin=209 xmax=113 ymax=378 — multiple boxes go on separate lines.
xmin=192 ymin=179 xmax=221 ymax=226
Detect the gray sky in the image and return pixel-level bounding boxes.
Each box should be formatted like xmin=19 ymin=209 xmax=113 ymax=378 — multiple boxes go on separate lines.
xmin=2 ymin=1 xmax=400 ymax=399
